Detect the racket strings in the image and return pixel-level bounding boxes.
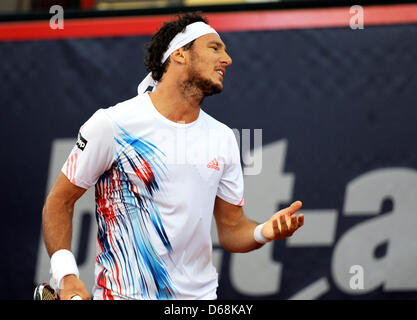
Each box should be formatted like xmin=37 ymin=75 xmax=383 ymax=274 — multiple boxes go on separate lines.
xmin=34 ymin=283 xmax=59 ymax=300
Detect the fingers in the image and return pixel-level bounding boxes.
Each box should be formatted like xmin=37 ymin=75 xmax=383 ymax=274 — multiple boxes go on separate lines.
xmin=272 ymin=213 xmax=304 ymax=240
xmin=273 ymin=201 xmax=302 ymax=219
xmin=284 ymin=202 xmax=303 ymax=232
xmin=75 ymin=287 xmax=91 ymax=300
xmin=268 ymin=201 xmax=304 ymax=240
xmin=289 ymin=214 xmax=298 ymax=234
xmin=297 ymin=214 xmax=304 ymax=228
xmin=272 ymin=218 xmax=280 ymax=236
xmin=288 ymin=200 xmax=302 ymax=214
xmin=79 ymin=291 xmax=91 ymax=300
xmin=60 ymin=275 xmax=91 ymax=300
xmin=62 ymin=290 xmax=90 ymax=300
xmin=271 ymin=216 xmax=286 ymax=240
xmin=280 ymin=214 xmax=288 ymax=235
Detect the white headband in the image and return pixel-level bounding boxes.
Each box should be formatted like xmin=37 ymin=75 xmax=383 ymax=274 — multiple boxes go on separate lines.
xmin=137 ymin=21 xmax=219 ymax=94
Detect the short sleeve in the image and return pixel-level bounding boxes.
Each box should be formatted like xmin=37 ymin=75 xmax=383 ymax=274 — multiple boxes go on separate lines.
xmin=61 ymin=109 xmax=115 ymax=189
xmin=216 ymin=130 xmax=245 ymax=206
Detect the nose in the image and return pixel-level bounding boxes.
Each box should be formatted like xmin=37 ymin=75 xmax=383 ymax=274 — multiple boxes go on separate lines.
xmin=221 ymin=51 xmax=232 ymax=67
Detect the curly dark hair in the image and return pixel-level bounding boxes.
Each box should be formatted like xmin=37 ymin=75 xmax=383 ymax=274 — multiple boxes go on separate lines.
xmin=144 ymin=12 xmax=208 ymax=82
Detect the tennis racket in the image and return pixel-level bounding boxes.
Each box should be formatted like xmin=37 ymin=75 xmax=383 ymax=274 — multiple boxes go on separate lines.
xmin=33 ymin=283 xmax=82 ymax=300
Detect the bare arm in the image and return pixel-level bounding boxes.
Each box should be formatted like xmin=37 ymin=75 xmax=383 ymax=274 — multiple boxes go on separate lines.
xmin=213 ymin=197 xmax=262 ymax=252
xmin=42 ymin=172 xmax=90 ymax=299
xmin=42 ymin=172 xmax=87 ymax=256
xmin=213 ymin=197 xmax=304 ymax=253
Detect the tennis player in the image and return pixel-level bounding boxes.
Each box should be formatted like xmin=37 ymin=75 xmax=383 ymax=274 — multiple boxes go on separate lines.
xmin=42 ymin=12 xmax=304 ymax=300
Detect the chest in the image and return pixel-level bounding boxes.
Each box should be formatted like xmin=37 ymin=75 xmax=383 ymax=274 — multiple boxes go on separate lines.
xmin=114 ymin=126 xmax=227 ymax=193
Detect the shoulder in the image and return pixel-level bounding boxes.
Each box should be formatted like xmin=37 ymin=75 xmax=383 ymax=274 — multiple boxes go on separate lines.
xmin=103 ymin=95 xmax=142 ymax=118
xmin=80 ymin=95 xmax=141 ymax=138
xmin=78 ymin=108 xmax=114 ymax=145
xmin=102 ymin=94 xmax=152 ymax=126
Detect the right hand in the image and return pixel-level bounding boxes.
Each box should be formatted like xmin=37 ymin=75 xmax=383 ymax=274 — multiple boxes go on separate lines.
xmin=59 ymin=274 xmax=91 ymax=300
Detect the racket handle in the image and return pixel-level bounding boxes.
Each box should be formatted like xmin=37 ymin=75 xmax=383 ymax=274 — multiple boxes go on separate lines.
xmin=70 ymin=295 xmax=82 ymax=300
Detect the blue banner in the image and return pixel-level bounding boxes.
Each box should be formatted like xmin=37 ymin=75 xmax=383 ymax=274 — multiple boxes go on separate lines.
xmin=1 ymin=22 xmax=417 ymax=299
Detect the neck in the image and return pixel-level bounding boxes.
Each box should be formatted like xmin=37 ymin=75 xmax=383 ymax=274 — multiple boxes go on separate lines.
xmin=148 ymin=76 xmax=203 ymax=124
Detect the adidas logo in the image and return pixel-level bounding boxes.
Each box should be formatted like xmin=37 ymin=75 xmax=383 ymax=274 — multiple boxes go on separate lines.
xmin=207 ymin=158 xmax=220 ymax=171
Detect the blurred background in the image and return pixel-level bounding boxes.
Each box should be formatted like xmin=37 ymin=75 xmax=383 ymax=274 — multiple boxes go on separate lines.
xmin=0 ymin=0 xmax=332 ymax=14
xmin=1 ymin=0 xmax=417 ymax=300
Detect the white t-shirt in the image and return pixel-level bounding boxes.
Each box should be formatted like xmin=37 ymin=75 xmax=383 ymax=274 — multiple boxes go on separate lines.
xmin=62 ymin=93 xmax=244 ymax=300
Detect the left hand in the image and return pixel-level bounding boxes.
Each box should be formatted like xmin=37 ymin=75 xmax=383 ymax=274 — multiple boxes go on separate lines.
xmin=262 ymin=201 xmax=304 ymax=241
xmin=60 ymin=274 xmax=91 ymax=300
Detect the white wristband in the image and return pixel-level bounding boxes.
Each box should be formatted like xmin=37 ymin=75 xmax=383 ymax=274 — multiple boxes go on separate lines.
xmin=254 ymin=223 xmax=271 ymax=244
xmin=50 ymin=249 xmax=79 ymax=289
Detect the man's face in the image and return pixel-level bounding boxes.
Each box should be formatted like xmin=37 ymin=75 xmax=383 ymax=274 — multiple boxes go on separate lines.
xmin=186 ymin=33 xmax=232 ymax=96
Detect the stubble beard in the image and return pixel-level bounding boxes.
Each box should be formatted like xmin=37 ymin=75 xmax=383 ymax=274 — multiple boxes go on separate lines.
xmin=181 ymin=53 xmax=223 ymax=101
xmin=187 ymin=71 xmax=222 ymax=97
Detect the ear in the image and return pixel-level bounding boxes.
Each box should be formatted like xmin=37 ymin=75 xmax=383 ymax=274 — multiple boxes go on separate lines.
xmin=170 ymin=47 xmax=188 ymax=65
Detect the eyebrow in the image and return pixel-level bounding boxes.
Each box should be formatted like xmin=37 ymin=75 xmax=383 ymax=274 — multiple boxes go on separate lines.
xmin=208 ymin=41 xmax=227 ymax=51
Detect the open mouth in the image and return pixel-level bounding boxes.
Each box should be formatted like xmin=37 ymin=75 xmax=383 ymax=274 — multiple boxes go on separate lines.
xmin=215 ymin=69 xmax=225 ymax=79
